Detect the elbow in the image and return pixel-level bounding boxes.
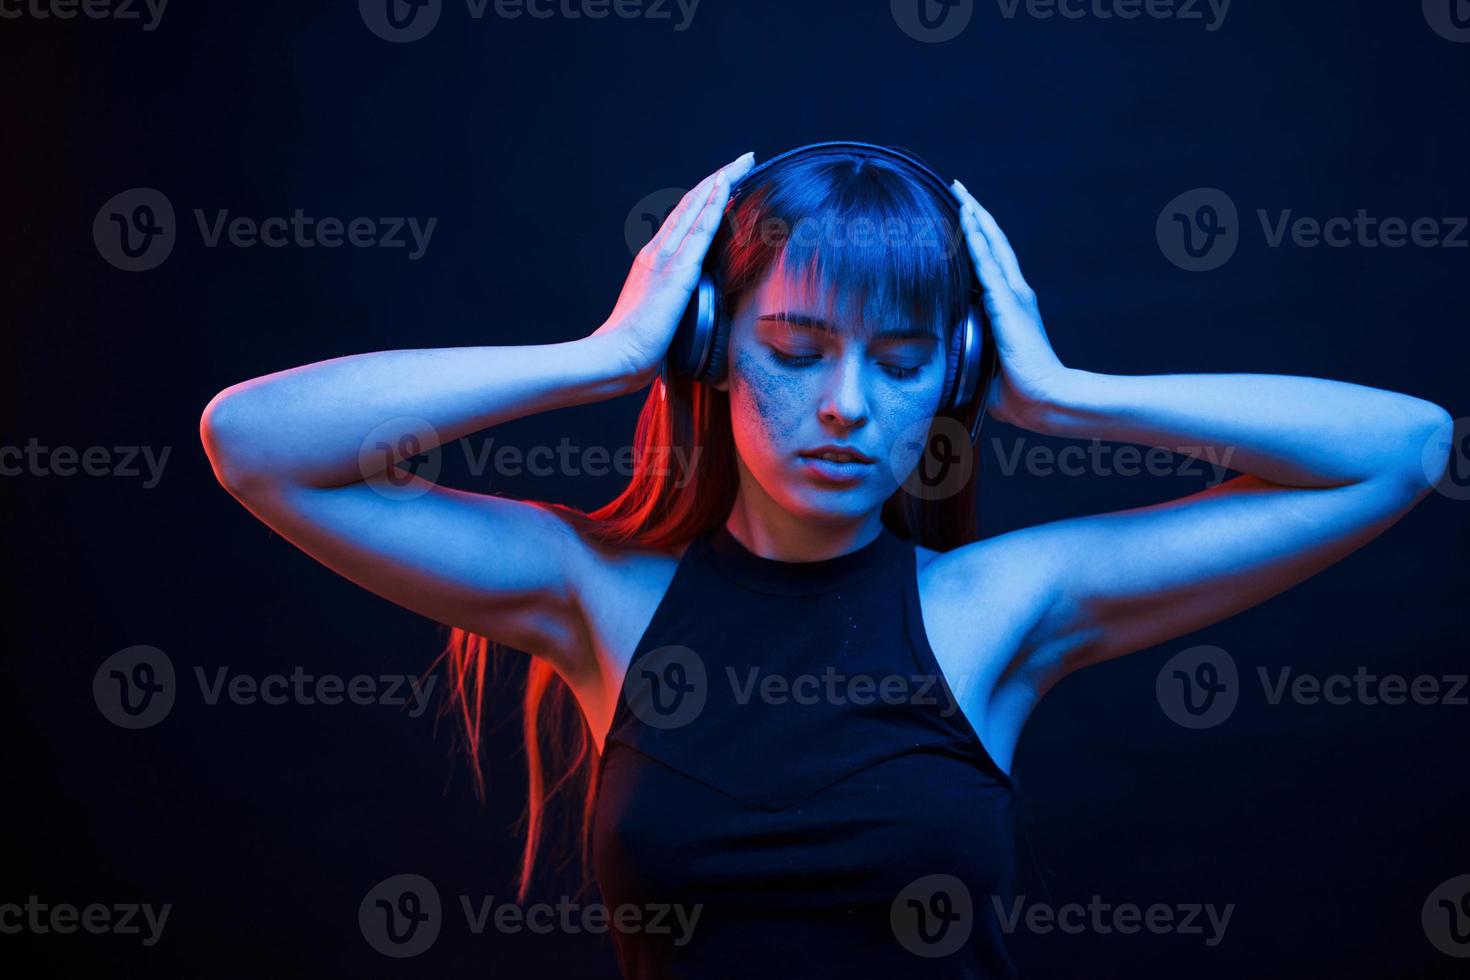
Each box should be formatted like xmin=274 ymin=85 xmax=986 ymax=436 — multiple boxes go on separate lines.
xmin=1418 ymin=404 xmax=1456 ymax=486
xmin=1383 ymin=402 xmax=1456 ymax=502
xmin=200 ymin=388 xmax=267 ymax=497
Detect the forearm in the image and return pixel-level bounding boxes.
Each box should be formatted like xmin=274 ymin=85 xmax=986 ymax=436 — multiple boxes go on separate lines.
xmin=1021 ymin=368 xmax=1451 ymax=490
xmin=201 ymin=335 xmax=635 ymax=490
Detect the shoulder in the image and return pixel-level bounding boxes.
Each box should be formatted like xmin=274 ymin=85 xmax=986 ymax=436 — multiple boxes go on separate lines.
xmin=560 ymin=522 xmax=692 ymax=612
xmin=911 ymin=531 xmax=1072 ymax=738
xmin=914 ymin=530 xmax=1063 ymax=630
xmin=556 ymin=523 xmax=694 ymax=680
xmin=572 ymin=530 xmax=690 ymax=597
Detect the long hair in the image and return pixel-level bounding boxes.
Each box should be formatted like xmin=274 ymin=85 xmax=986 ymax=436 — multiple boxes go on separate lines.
xmin=432 ymin=146 xmax=988 ymax=902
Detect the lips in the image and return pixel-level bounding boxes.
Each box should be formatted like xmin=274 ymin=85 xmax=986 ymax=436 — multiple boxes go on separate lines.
xmin=798 ymin=445 xmax=875 ymax=464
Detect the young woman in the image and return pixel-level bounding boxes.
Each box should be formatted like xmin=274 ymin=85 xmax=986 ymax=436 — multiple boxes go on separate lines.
xmin=200 ymin=144 xmax=1452 ymax=977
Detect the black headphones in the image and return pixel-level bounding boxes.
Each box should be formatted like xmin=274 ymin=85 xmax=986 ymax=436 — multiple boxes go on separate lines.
xmin=660 ymin=140 xmax=997 ymax=444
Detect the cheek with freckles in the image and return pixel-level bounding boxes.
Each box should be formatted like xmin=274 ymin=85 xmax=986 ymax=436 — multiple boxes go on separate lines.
xmin=728 ymin=345 xmax=813 ymax=459
xmin=871 ymin=382 xmax=941 ymax=444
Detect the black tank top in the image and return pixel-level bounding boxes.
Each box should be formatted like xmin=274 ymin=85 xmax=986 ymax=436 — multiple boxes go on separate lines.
xmin=592 ymin=521 xmax=1021 ymax=979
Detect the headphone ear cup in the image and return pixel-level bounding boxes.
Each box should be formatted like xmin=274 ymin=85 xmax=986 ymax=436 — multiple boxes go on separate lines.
xmin=669 ymin=273 xmax=718 ymax=381
xmin=941 ymin=316 xmax=967 ymax=409
xmin=703 ymin=305 xmax=731 ymax=384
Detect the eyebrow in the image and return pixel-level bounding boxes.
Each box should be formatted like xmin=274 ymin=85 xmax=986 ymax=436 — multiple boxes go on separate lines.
xmin=755 ymin=312 xmax=938 ymax=343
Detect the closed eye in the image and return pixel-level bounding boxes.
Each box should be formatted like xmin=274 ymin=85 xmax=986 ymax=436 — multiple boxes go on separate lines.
xmin=770 ymin=350 xmax=924 ymax=381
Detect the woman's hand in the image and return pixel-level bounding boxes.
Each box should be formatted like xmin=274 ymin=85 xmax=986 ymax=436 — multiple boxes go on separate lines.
xmin=592 ymin=151 xmax=758 ymax=391
xmin=950 ymin=180 xmax=1067 ymax=428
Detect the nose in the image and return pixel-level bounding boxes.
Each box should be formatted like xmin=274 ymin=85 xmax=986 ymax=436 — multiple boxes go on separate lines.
xmin=817 ymin=350 xmax=870 ymax=430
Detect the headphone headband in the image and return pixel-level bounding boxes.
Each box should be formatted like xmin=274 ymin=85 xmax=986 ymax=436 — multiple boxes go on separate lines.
xmin=730 ymin=141 xmax=957 ymax=210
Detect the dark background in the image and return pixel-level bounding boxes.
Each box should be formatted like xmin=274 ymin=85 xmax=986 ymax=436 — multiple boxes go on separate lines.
xmin=6 ymin=0 xmax=1468 ymax=976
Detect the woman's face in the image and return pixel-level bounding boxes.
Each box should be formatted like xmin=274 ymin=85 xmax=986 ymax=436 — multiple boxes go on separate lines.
xmin=714 ymin=260 xmax=947 ymax=526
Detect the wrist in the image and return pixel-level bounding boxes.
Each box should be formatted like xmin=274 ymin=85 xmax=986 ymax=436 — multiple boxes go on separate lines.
xmin=552 ymin=333 xmax=637 ymax=402
xmin=1006 ymin=365 xmax=1098 ymax=436
xmin=565 ymin=333 xmax=649 ymax=402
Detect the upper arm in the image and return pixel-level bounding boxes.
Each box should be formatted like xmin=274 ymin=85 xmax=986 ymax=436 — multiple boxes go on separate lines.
xmin=212 ymin=467 xmax=600 ymax=674
xmin=960 ymin=468 xmax=1437 ymax=689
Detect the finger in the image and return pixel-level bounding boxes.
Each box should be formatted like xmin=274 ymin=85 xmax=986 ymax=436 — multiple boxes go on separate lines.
xmin=657 ymin=152 xmax=754 ymax=257
xmin=666 ymin=161 xmax=736 ymax=255
xmin=954 ymin=182 xmax=1033 ymax=298
xmin=656 ymin=171 xmax=723 ymax=256
xmin=957 ymin=200 xmax=1015 ymax=301
xmin=669 ymin=168 xmax=733 ymax=269
xmin=645 ymin=177 xmax=714 ymax=259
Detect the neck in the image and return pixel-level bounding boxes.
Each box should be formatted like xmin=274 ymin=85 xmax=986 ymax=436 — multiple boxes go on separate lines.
xmin=723 ymin=461 xmax=886 ymax=562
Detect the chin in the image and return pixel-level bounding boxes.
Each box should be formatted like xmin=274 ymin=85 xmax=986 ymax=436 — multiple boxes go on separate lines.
xmin=781 ymin=483 xmax=890 ymax=526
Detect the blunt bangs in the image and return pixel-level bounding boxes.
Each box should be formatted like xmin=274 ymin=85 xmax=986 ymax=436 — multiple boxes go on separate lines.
xmin=716 ymin=152 xmax=971 ymax=344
